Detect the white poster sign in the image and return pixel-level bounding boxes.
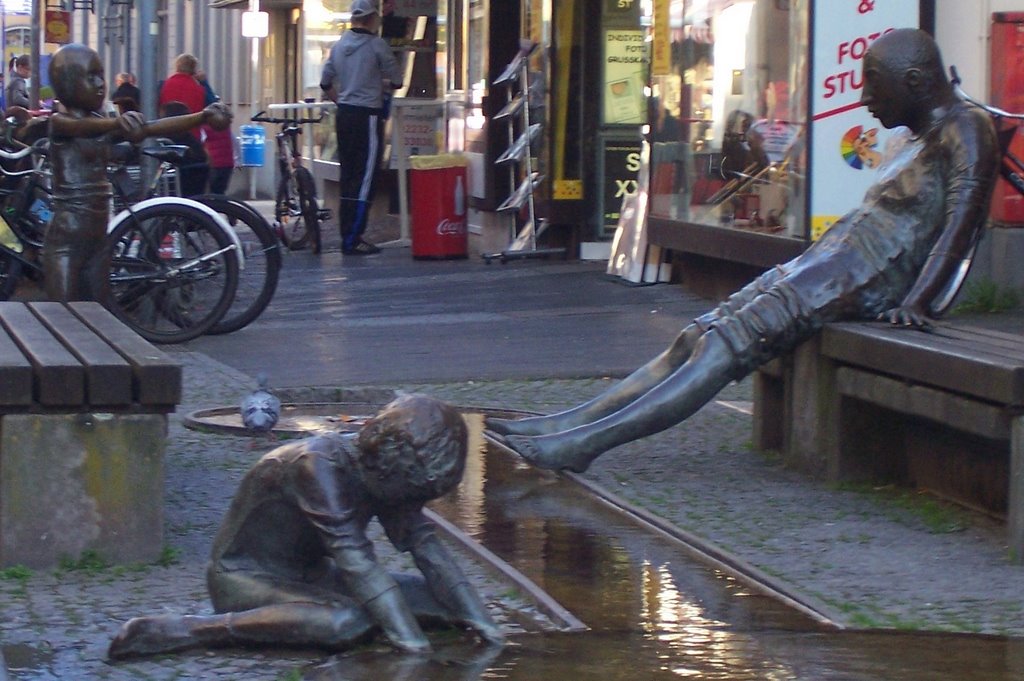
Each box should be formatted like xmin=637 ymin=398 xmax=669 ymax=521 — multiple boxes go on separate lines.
xmin=810 ymin=0 xmax=919 ymax=239
xmin=604 ymin=30 xmax=647 ymax=125
xmin=388 ymin=101 xmax=443 ymax=169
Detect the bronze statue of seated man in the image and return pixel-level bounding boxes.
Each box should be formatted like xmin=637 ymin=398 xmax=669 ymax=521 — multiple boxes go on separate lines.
xmin=109 ymin=394 xmax=504 ymax=659
xmin=488 ymin=29 xmax=999 ymax=474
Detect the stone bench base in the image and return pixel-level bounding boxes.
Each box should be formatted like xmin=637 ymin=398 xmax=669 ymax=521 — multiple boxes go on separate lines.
xmin=0 ymin=413 xmax=167 ymax=568
xmin=753 ymin=322 xmax=1024 ymax=562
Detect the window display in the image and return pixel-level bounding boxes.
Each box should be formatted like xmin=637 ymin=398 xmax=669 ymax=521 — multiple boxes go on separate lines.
xmin=648 ymin=0 xmax=808 ymax=239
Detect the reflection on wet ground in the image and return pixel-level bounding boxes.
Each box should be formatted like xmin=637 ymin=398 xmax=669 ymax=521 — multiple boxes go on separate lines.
xmin=12 ymin=407 xmax=1019 ymax=679
xmin=411 ymin=414 xmax=1024 ymax=680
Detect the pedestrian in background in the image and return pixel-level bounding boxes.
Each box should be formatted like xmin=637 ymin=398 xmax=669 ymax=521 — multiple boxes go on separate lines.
xmin=159 ymin=54 xmax=206 ymax=136
xmin=320 ymin=0 xmax=404 ymax=255
xmin=196 ymin=70 xmax=219 ymax=106
xmin=5 ymin=55 xmax=30 ymax=110
xmin=161 ymin=101 xmax=210 ymax=197
xmin=111 ymin=72 xmax=141 ymax=114
xmin=202 ymin=118 xmax=235 ymax=195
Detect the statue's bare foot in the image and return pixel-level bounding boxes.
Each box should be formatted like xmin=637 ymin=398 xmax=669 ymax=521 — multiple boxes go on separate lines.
xmin=505 ymin=434 xmax=595 ymax=473
xmin=108 ymin=615 xmax=198 ymax=660
xmin=485 ymin=415 xmax=558 ymax=437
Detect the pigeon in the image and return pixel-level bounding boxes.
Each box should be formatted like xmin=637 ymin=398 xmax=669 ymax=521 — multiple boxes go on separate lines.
xmin=240 ymin=372 xmax=281 ymax=442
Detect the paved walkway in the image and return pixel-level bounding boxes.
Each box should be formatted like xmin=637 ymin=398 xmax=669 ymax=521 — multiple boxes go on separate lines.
xmin=5 ymin=208 xmax=1024 ymax=676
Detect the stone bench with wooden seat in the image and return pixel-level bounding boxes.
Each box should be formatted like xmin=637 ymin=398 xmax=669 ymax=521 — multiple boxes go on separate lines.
xmin=0 ymin=301 xmax=181 ymax=568
xmin=753 ymin=320 xmax=1024 ymax=562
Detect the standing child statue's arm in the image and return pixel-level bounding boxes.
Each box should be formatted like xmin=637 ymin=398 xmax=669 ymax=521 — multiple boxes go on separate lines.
xmin=49 ymin=110 xmax=146 ymax=141
xmin=140 ymin=102 xmax=232 ymax=140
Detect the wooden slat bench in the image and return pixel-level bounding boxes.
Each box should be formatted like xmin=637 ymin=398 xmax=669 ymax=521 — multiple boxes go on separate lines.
xmin=752 ymin=320 xmax=1024 ymax=562
xmin=0 ymin=301 xmax=182 ymax=568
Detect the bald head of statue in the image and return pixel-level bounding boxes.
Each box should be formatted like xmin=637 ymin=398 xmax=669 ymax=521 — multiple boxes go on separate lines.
xmin=860 ymin=28 xmax=955 ymax=134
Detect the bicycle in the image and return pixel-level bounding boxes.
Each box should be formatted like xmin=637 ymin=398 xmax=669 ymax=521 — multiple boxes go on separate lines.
xmin=937 ymin=65 xmax=1024 ymax=314
xmin=110 ymin=142 xmax=282 ymax=336
xmin=0 ymin=121 xmax=242 ymax=344
xmin=0 ymin=136 xmax=50 ymax=299
xmin=250 ymin=111 xmax=330 ymax=254
xmin=103 ymin=142 xmax=242 ymax=343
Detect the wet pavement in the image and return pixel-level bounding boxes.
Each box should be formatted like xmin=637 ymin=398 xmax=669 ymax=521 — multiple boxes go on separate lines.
xmin=5 ymin=213 xmax=1024 ymax=678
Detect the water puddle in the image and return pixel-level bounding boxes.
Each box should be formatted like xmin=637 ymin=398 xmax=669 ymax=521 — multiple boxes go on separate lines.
xmin=184 ymin=405 xmax=1024 ymax=680
xmin=416 ymin=414 xmax=1024 ymax=680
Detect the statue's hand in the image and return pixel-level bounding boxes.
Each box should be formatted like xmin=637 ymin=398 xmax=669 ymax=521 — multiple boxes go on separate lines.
xmin=878 ymin=304 xmax=932 ymax=330
xmin=203 ymin=102 xmax=232 ymax=131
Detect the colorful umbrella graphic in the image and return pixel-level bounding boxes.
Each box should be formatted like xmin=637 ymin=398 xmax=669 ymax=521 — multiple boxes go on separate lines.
xmin=840 ymin=125 xmax=882 ymax=170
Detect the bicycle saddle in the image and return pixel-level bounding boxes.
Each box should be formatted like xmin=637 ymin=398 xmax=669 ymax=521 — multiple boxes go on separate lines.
xmin=142 ymin=144 xmax=190 ymax=164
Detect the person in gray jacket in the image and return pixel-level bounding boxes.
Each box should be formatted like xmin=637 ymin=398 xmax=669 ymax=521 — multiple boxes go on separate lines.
xmin=5 ymin=55 xmax=30 ymax=110
xmin=321 ymin=0 xmax=404 ymax=256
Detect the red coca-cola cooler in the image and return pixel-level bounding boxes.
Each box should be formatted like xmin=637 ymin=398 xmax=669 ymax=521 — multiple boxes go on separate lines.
xmin=990 ymin=13 xmax=1024 ymax=226
xmin=409 ymin=154 xmax=469 ymax=259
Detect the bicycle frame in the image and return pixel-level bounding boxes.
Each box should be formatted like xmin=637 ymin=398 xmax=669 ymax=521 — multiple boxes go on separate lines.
xmin=951 ymin=65 xmax=1024 ymax=195
xmin=929 ymin=65 xmax=1024 ymax=314
xmin=251 ymin=110 xmax=328 ymax=252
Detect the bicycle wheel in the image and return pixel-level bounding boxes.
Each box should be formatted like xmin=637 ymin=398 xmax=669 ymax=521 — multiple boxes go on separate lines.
xmin=294 ymin=166 xmax=322 ymax=255
xmin=193 ymin=194 xmax=283 ymax=335
xmin=0 ymin=250 xmax=22 ymax=300
xmin=274 ymin=172 xmax=312 ymax=251
xmin=106 ymin=203 xmax=239 ymax=344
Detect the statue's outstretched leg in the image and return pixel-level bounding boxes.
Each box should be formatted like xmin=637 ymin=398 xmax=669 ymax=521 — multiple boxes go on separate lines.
xmin=109 ymin=572 xmax=455 ymax=659
xmin=487 ymin=265 xmax=789 ymax=439
xmin=108 ymin=602 xmax=374 ymax=659
xmin=505 ymin=330 xmax=737 ymax=472
xmin=487 ymin=324 xmax=703 ymax=437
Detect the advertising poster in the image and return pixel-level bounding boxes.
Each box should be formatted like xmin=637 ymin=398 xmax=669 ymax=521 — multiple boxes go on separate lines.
xmin=601 ymin=139 xmax=644 ymax=232
xmin=810 ymin=0 xmax=919 ymax=239
xmin=603 ymin=29 xmax=647 ymax=125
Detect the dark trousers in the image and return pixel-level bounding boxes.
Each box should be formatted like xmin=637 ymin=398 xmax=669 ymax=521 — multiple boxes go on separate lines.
xmin=207 ymin=166 xmax=233 ymax=195
xmin=335 ymin=104 xmax=383 ymax=250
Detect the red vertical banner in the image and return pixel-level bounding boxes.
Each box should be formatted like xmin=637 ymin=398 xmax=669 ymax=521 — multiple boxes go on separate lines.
xmin=45 ymin=10 xmax=72 ymax=45
xmin=989 ymin=13 xmax=1024 ymax=226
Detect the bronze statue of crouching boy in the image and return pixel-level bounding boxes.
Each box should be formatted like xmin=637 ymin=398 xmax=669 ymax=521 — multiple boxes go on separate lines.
xmin=109 ymin=394 xmax=504 ymax=658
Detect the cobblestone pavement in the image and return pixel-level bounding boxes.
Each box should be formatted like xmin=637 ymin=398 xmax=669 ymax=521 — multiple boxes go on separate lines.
xmin=5 ymin=347 xmax=1024 ymax=679
xmin=0 ymin=352 xmax=552 ymax=681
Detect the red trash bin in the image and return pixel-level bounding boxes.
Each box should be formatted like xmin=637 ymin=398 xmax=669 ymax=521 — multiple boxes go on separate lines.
xmin=409 ymin=154 xmax=469 ymax=259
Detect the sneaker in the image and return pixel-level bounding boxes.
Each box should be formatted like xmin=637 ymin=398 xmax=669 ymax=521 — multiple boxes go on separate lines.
xmin=342 ymin=240 xmax=381 ymax=255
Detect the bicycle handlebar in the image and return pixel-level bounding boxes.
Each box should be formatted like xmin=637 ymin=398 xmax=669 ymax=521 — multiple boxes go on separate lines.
xmin=0 ymin=140 xmax=36 ymax=161
xmin=251 ymin=111 xmax=325 ymax=126
xmin=950 ymin=64 xmax=1024 ymax=121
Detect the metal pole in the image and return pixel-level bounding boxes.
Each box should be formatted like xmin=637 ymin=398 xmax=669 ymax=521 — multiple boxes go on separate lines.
xmin=137 ymin=1 xmax=160 ymax=189
xmin=249 ymin=0 xmax=261 ymax=200
xmin=138 ymin=0 xmax=158 ymax=120
xmin=29 ymin=0 xmax=41 ymax=108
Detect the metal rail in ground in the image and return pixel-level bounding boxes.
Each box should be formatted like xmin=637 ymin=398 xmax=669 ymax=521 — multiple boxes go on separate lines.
xmin=483 ymin=431 xmax=845 ymax=630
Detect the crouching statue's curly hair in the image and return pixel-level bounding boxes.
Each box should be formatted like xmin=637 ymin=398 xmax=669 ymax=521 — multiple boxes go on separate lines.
xmin=356 ymin=394 xmax=467 ymax=504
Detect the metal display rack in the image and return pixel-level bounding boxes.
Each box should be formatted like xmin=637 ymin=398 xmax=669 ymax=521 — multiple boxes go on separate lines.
xmin=483 ymin=41 xmax=565 ymax=264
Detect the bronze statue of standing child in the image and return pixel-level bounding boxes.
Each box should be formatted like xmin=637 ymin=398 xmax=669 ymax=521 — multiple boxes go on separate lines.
xmin=45 ymin=43 xmax=230 ymax=302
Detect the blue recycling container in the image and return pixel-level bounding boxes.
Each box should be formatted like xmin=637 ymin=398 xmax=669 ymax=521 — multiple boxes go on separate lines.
xmin=239 ymin=124 xmax=265 ymax=167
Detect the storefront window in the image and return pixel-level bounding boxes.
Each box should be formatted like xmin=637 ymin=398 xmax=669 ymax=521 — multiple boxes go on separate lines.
xmin=302 ymin=0 xmax=445 ymax=162
xmin=648 ymin=0 xmax=808 ymax=239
